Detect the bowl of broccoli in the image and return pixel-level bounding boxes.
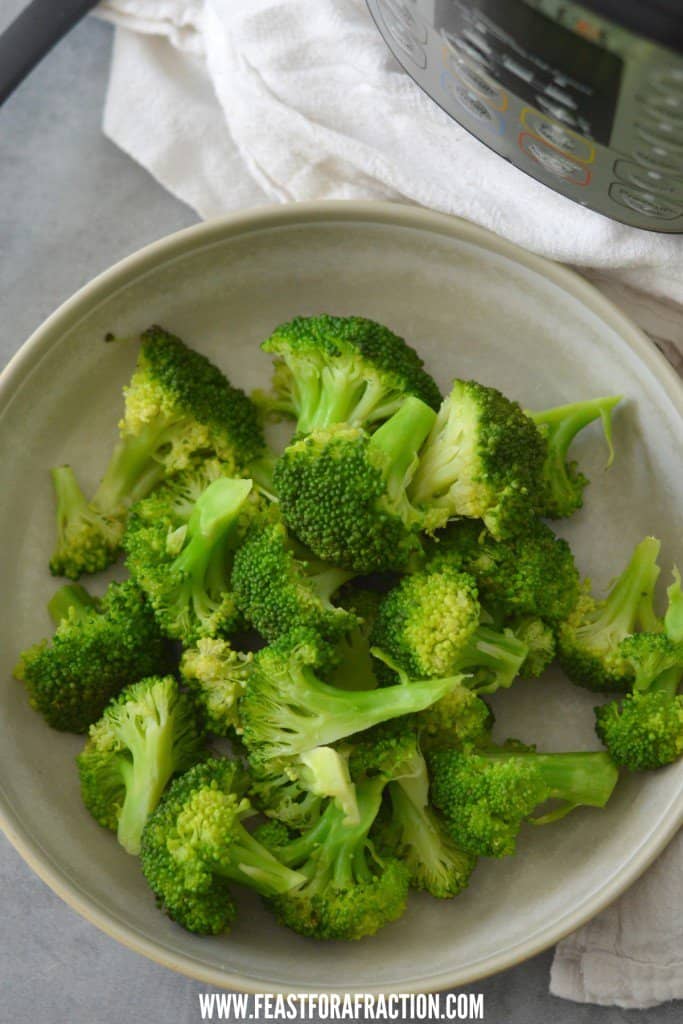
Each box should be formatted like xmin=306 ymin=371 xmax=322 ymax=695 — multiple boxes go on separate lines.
xmin=0 ymin=201 xmax=681 ymax=994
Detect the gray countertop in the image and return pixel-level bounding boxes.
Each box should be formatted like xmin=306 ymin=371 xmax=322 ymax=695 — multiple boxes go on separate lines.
xmin=0 ymin=15 xmax=680 ymax=1024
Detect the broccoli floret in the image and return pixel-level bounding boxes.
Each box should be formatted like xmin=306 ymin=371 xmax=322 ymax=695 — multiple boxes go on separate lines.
xmin=125 ymin=465 xmax=258 ymax=643
xmin=258 ymin=774 xmax=409 ymax=940
xmin=49 ymin=466 xmax=123 ymax=580
xmin=527 ymin=396 xmax=621 ymax=518
xmin=49 ymin=327 xmax=264 ymax=579
xmin=370 ymin=568 xmax=528 ymax=694
xmin=425 ymin=518 xmax=579 ymax=623
xmin=249 ymin=746 xmax=360 ymax=830
xmin=595 ymin=571 xmax=683 ymax=770
xmin=239 ymin=628 xmax=464 ymax=763
xmin=231 ymin=510 xmax=356 ymax=644
xmin=326 ymin=586 xmax=383 ymax=691
xmin=140 ymin=758 xmax=305 ymax=934
xmin=374 ymin=743 xmax=476 ymax=899
xmin=77 ymin=675 xmax=205 ymax=854
xmin=511 ymin=617 xmax=557 ymax=678
xmin=558 ymin=537 xmax=661 ymax=691
xmin=258 ymin=314 xmax=441 ymax=433
xmin=430 ymin=747 xmax=619 ymax=858
xmin=408 ymin=380 xmax=546 ymax=539
xmin=180 ymin=638 xmax=254 ymax=735
xmin=274 ymin=397 xmax=437 ymax=572
xmin=417 ymin=684 xmax=494 ymax=755
xmin=14 ymin=580 xmax=166 ymax=733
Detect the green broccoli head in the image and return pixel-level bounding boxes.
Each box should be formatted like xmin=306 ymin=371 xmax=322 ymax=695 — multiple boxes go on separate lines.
xmin=180 ymin=637 xmax=254 ymax=735
xmin=558 ymin=537 xmax=662 ymax=692
xmin=239 ymin=628 xmax=463 ymax=763
xmin=370 ymin=567 xmax=480 ymax=679
xmin=371 ymin=569 xmax=528 ymax=694
xmin=231 ymin=509 xmax=357 ymax=645
xmin=15 ymin=580 xmax=166 ymax=733
xmin=140 ymin=758 xmax=305 ymax=934
xmin=594 ymin=573 xmax=683 ymax=771
xmin=417 ymin=684 xmax=494 ymax=755
xmin=49 ymin=327 xmax=264 ymax=579
xmin=429 ymin=747 xmax=619 ymax=858
xmin=258 ymin=314 xmax=441 ymax=433
xmin=259 ymin=775 xmax=409 ymax=940
xmin=274 ymin=397 xmax=437 ymax=572
xmin=77 ymin=675 xmax=206 ymax=854
xmin=595 ymin=688 xmax=683 ymax=772
xmin=425 ymin=518 xmax=579 ymax=623
xmin=125 ymin=464 xmax=259 ymax=643
xmin=511 ymin=617 xmax=557 ymax=678
xmin=527 ymin=396 xmax=621 ymax=518
xmin=408 ymin=379 xmax=546 ymax=539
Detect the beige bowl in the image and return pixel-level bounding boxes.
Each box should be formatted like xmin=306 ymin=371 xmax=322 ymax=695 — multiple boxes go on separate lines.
xmin=1 ymin=202 xmax=681 ymax=993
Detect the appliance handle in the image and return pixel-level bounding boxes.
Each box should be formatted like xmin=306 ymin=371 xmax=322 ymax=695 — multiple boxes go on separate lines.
xmin=0 ymin=0 xmax=99 ymax=105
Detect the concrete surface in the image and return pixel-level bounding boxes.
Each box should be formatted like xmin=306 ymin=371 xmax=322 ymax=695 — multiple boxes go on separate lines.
xmin=0 ymin=15 xmax=680 ymax=1024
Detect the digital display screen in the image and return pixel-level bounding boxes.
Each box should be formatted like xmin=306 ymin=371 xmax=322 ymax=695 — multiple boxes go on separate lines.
xmin=432 ymin=0 xmax=623 ymax=144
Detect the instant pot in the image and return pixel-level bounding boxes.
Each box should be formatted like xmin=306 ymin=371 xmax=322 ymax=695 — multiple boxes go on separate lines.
xmin=367 ymin=0 xmax=683 ymax=231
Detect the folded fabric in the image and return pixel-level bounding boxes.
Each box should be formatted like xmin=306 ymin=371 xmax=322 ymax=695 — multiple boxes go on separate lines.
xmin=96 ymin=0 xmax=682 ymax=1008
xmin=97 ymin=0 xmax=683 ymax=307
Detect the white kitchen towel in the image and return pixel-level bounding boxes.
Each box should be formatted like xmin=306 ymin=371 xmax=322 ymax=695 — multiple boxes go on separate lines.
xmin=96 ymin=0 xmax=683 ymax=1008
xmin=95 ymin=0 xmax=683 ymax=309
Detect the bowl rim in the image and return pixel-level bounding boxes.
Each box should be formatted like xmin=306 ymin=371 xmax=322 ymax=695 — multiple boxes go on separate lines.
xmin=1 ymin=199 xmax=682 ymax=994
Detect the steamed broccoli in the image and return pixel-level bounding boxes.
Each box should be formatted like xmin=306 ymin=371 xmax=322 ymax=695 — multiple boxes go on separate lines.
xmin=326 ymin=586 xmax=383 ymax=691
xmin=257 ymin=775 xmax=409 ymax=940
xmin=430 ymin=746 xmax=619 ymax=858
xmin=528 ymin=396 xmax=621 ymax=518
xmin=425 ymin=518 xmax=579 ymax=623
xmin=77 ymin=675 xmax=205 ymax=854
xmin=558 ymin=537 xmax=662 ymax=691
xmin=125 ymin=464 xmax=258 ymax=643
xmin=373 ymin=741 xmax=476 ymax=899
xmin=231 ymin=510 xmax=356 ymax=645
xmin=407 ymin=379 xmax=547 ymax=539
xmin=417 ymin=684 xmax=494 ymax=755
xmin=179 ymin=637 xmax=254 ymax=735
xmin=274 ymin=397 xmax=437 ymax=572
xmin=50 ymin=327 xmax=264 ymax=578
xmin=595 ymin=570 xmax=683 ymax=770
xmin=258 ymin=314 xmax=441 ymax=433
xmin=239 ymin=628 xmax=464 ymax=763
xmin=140 ymin=758 xmax=305 ymax=934
xmin=370 ymin=568 xmax=528 ymax=694
xmin=510 ymin=617 xmax=557 ymax=678
xmin=15 ymin=580 xmax=166 ymax=733
xmin=249 ymin=746 xmax=360 ymax=830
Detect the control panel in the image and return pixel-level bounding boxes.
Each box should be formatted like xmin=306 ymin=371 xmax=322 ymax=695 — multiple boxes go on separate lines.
xmin=366 ymin=0 xmax=683 ymax=231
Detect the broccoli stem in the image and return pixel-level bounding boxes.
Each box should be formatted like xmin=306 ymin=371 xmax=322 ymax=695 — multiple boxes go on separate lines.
xmin=581 ymin=537 xmax=661 ymax=643
xmin=307 ymin=566 xmax=356 ymax=605
xmin=173 ymin=477 xmax=253 ymax=594
xmin=454 ymin=625 xmax=528 ymax=694
xmin=370 ymin=396 xmax=437 ymax=498
xmin=116 ymin=712 xmax=178 ymax=855
xmin=651 ymin=666 xmax=683 ymax=700
xmin=218 ymin=824 xmax=306 ymax=896
xmin=47 ymin=583 xmax=99 ymax=626
xmin=483 ymin=751 xmax=618 ymax=816
xmin=91 ymin=421 xmax=178 ymax=514
xmin=529 ymin=396 xmax=621 ymax=468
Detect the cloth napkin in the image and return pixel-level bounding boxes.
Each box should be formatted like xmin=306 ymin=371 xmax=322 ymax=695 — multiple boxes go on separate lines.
xmin=96 ymin=0 xmax=682 ymax=1007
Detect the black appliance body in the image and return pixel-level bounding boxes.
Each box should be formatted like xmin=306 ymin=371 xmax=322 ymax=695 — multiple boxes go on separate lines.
xmin=367 ymin=0 xmax=683 ymax=231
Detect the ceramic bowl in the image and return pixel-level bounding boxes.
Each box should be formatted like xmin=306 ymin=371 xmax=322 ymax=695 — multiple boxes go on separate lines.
xmin=1 ymin=202 xmax=681 ymax=993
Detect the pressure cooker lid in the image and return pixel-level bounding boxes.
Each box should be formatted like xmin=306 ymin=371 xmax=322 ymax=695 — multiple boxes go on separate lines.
xmin=584 ymin=0 xmax=683 ymax=53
